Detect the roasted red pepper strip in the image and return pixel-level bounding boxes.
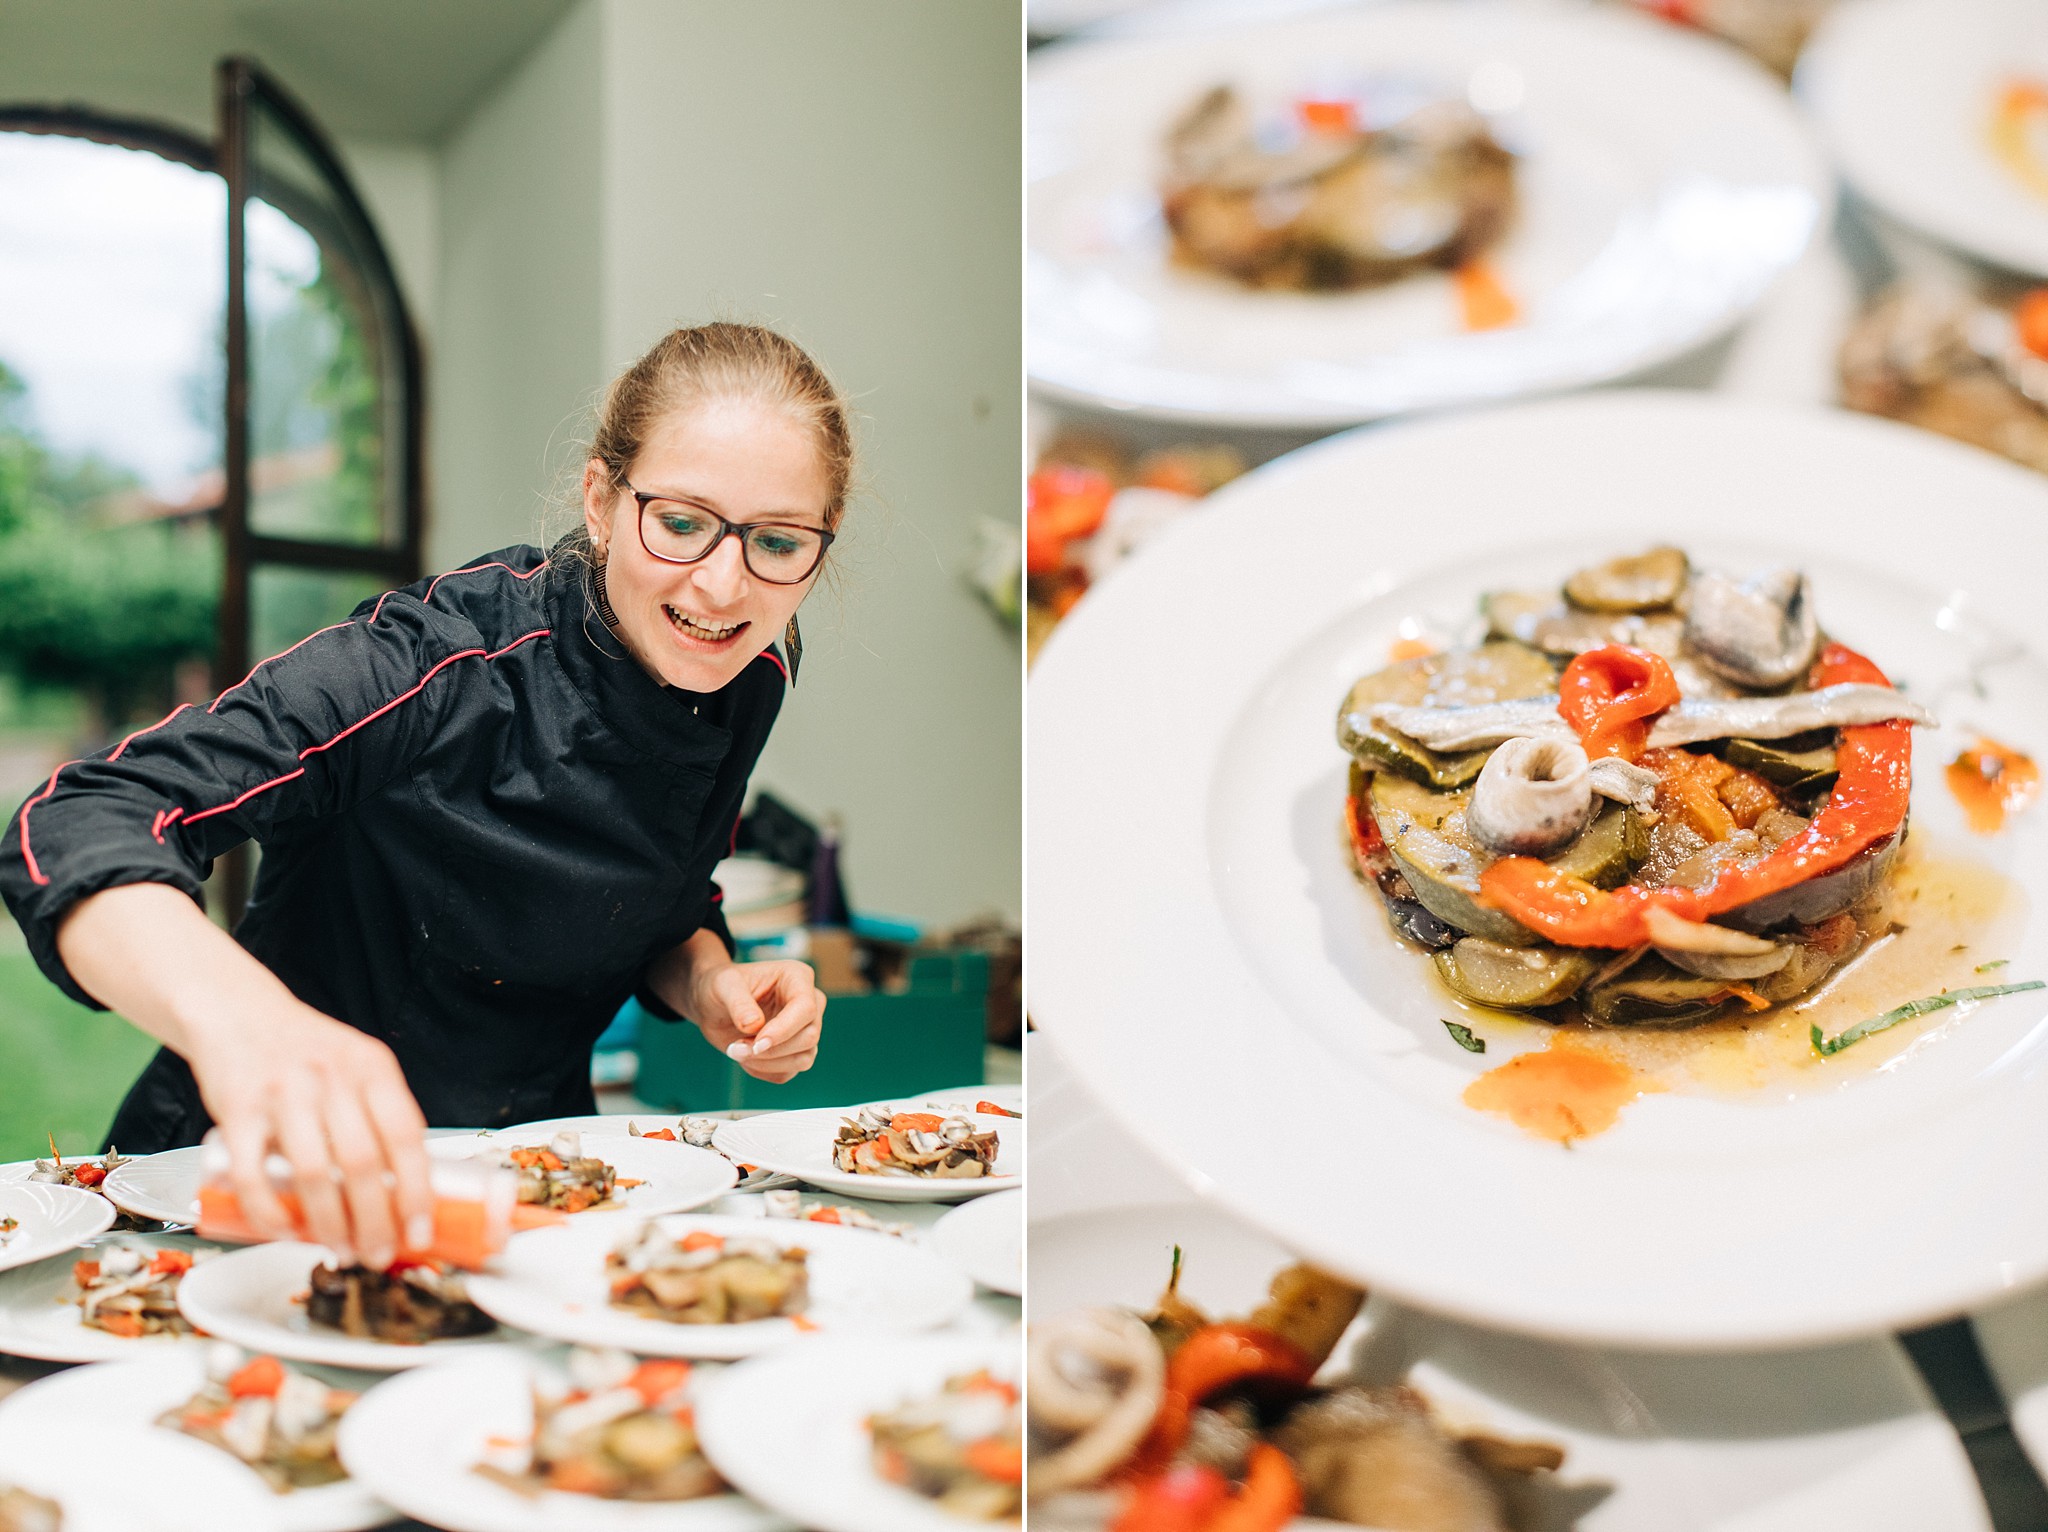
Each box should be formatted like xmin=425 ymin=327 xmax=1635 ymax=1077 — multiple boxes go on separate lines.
xmin=1110 ymin=1464 xmax=1232 ymax=1532
xmin=1557 ymin=645 xmax=1681 ymax=761
xmin=1204 ymin=1444 xmax=1303 ymax=1532
xmin=1480 ymin=643 xmax=1911 ymax=947
xmin=1125 ymin=1324 xmax=1316 ymax=1479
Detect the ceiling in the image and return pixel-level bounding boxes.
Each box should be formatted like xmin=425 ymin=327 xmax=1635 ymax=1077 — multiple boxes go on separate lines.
xmin=0 ymin=0 xmax=577 ymax=143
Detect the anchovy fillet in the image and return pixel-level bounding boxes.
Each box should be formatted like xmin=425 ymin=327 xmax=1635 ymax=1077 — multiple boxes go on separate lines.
xmin=1358 ymin=698 xmax=1569 ymax=752
xmin=1644 ymin=685 xmax=1936 ymax=746
xmin=1358 ymin=683 xmax=1934 ymax=760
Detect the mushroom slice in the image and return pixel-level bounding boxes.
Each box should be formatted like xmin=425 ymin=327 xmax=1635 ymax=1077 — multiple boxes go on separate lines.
xmin=1465 ymin=737 xmax=1594 ymax=858
xmin=1683 ymin=567 xmax=1820 ymax=689
xmin=1564 ymin=545 xmax=1688 ymax=613
xmin=1643 ymin=906 xmax=1792 ymax=980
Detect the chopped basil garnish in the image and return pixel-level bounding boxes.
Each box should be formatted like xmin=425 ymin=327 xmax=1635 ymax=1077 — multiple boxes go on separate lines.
xmin=1443 ymin=1019 xmax=1486 ymax=1054
xmin=1811 ymin=981 xmax=2045 ymax=1057
xmin=1976 ymin=959 xmax=2010 ymax=972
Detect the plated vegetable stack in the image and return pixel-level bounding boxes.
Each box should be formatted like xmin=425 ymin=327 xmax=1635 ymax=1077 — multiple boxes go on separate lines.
xmin=1029 ymin=1254 xmax=1561 ymax=1531
xmin=870 ymin=1368 xmax=1022 ymax=1520
xmin=1339 ymin=547 xmax=1937 ymax=1028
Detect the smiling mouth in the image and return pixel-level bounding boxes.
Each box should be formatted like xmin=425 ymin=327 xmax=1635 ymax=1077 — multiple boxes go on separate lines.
xmin=665 ymin=605 xmax=746 ymax=645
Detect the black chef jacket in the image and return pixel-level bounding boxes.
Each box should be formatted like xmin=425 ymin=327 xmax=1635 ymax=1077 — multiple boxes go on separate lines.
xmin=0 ymin=541 xmax=786 ymax=1150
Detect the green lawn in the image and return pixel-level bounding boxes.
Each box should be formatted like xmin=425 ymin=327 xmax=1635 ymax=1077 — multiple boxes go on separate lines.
xmin=0 ymin=950 xmax=158 ymax=1160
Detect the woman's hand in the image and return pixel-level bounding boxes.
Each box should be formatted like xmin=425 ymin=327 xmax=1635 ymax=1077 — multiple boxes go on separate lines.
xmin=654 ymin=929 xmax=826 ymax=1083
xmin=55 ymin=883 xmax=436 ymax=1268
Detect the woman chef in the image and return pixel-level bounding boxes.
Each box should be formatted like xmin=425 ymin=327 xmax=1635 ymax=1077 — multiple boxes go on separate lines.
xmin=1 ymin=322 xmax=839 ymax=1271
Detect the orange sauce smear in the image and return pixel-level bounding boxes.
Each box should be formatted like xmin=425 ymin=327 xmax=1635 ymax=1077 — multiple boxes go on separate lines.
xmin=1990 ymin=80 xmax=2048 ymax=203
xmin=1388 ymin=636 xmax=1438 ymax=661
xmin=1947 ymin=736 xmax=2041 ymax=833
xmin=1453 ymin=261 xmax=1520 ymax=332
xmin=1462 ymin=1037 xmax=1661 ymax=1145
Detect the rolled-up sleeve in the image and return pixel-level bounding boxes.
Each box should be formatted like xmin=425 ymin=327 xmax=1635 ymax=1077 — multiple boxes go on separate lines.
xmin=0 ymin=595 xmax=473 ymax=1006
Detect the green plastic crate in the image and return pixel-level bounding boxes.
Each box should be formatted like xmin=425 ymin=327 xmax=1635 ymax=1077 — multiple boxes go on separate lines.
xmin=633 ymin=950 xmax=989 ymax=1112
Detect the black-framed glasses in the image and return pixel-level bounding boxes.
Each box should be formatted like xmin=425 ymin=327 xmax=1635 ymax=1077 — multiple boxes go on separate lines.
xmin=626 ymin=484 xmax=835 ymax=585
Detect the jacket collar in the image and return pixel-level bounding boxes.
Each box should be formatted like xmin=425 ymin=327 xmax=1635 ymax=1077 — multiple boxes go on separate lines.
xmin=542 ymin=541 xmax=733 ymax=768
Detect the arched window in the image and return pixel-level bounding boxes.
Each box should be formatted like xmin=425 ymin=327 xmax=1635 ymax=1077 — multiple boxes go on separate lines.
xmin=0 ymin=64 xmax=423 ymax=912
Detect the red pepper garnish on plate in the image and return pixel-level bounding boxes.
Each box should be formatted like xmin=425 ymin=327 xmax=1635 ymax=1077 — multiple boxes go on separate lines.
xmin=2019 ymin=289 xmax=2048 ymax=361
xmin=1480 ymin=643 xmax=1912 ymax=946
xmin=1027 ymin=464 xmax=1116 ymax=574
xmin=1125 ymin=1324 xmax=1315 ymax=1478
xmin=227 ymin=1355 xmax=286 ymax=1399
xmin=1205 ymin=1444 xmax=1303 ymax=1532
xmin=1557 ymin=645 xmax=1680 ymax=761
xmin=1295 ymin=97 xmax=1358 ymax=134
xmin=1111 ymin=1463 xmax=1232 ymax=1532
xmin=71 ymin=1163 xmax=107 ymax=1188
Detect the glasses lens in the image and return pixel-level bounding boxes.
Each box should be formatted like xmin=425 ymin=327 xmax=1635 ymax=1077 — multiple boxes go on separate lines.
xmin=742 ymin=525 xmax=824 ymax=583
xmin=641 ymin=502 xmax=721 ymax=562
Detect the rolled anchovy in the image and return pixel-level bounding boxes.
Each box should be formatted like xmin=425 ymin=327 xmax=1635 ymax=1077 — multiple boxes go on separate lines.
xmin=1645 ymin=685 xmax=1936 ymax=747
xmin=1359 ymin=698 xmax=1569 ymax=752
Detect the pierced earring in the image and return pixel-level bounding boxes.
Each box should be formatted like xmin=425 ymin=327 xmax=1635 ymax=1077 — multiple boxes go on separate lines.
xmin=781 ymin=615 xmax=803 ymax=687
xmin=590 ymin=553 xmax=620 ymax=632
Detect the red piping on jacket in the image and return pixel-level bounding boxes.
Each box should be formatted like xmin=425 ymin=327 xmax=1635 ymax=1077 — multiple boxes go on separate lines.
xmin=758 ymin=648 xmax=789 ymax=682
xmin=20 ymin=626 xmax=552 ymax=885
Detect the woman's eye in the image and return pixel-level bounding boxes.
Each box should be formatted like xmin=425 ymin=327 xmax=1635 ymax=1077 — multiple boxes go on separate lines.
xmin=658 ymin=511 xmax=710 ymax=538
xmin=752 ymin=531 xmax=804 ymax=558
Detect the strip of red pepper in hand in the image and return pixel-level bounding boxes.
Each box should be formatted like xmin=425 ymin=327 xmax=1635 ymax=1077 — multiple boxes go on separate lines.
xmin=1479 ymin=643 xmax=1912 ymax=947
xmin=1122 ymin=1324 xmax=1317 ymax=1480
xmin=1204 ymin=1444 xmax=1304 ymax=1532
xmin=1556 ymin=645 xmax=1681 ymax=761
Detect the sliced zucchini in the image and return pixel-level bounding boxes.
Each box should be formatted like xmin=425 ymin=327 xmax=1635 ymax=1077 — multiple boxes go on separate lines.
xmin=1724 ymin=736 xmax=1839 ymax=793
xmin=1563 ymin=546 xmax=1688 ymax=613
xmin=1370 ymin=773 xmax=1640 ymax=947
xmin=1434 ymin=937 xmax=1599 ymax=1009
xmin=1337 ymin=641 xmax=1558 ymax=788
xmin=1480 ymin=594 xmax=1686 ymax=659
xmin=1582 ymin=957 xmax=1746 ymax=1026
xmin=1719 ymin=826 xmax=1903 ymax=933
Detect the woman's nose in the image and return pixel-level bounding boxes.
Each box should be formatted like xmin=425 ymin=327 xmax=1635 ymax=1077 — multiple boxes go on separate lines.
xmin=693 ymin=532 xmax=752 ymax=601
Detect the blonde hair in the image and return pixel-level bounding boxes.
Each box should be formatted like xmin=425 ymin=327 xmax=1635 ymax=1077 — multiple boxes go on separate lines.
xmin=586 ymin=321 xmax=854 ymax=529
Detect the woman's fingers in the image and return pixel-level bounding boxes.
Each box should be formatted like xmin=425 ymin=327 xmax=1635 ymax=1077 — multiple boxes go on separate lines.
xmin=320 ymin=1085 xmax=401 ymax=1270
xmin=360 ymin=1066 xmax=436 ymax=1252
xmin=217 ymin=1113 xmax=293 ymax=1242
xmin=711 ymin=964 xmax=767 ymax=1036
xmin=273 ymin=1080 xmax=355 ymax=1264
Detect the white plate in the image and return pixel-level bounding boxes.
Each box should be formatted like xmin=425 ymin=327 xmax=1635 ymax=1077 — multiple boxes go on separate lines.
xmin=465 ymin=1212 xmax=973 ymax=1358
xmin=0 ymin=1415 xmax=282 ymax=1532
xmin=175 ymin=1241 xmax=510 ymax=1371
xmin=0 ymin=1182 xmax=116 ymax=1273
xmin=1029 ymin=388 xmax=2048 ymax=1349
xmin=428 ymin=1132 xmax=738 ymax=1217
xmin=896 ymin=1083 xmax=1024 ymax=1118
xmin=336 ymin=1348 xmax=793 ymax=1532
xmin=0 ymin=1231 xmax=218 ymax=1362
xmin=1800 ymin=0 xmax=2048 ymax=278
xmin=929 ymin=1190 xmax=1023 ymax=1297
xmin=696 ymin=1333 xmax=1019 ymax=1532
xmin=1028 ymin=0 xmax=1825 ymax=426
xmin=102 ymin=1145 xmax=208 ymax=1225
xmin=1030 ymin=1201 xmax=1990 ymax=1532
xmin=513 ymin=1116 xmax=798 ymax=1191
xmin=0 ymin=1349 xmax=395 ymax=1531
xmin=711 ymin=1110 xmax=1020 ymax=1204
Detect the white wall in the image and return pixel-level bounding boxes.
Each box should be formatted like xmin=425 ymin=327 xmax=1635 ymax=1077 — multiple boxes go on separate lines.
xmin=594 ymin=0 xmax=1023 ymax=926
xmin=429 ymin=2 xmax=607 ymax=566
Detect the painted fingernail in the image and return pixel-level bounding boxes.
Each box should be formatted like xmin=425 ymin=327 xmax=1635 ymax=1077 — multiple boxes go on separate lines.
xmin=408 ymin=1215 xmax=433 ymax=1248
xmin=726 ymin=1041 xmax=753 ymax=1061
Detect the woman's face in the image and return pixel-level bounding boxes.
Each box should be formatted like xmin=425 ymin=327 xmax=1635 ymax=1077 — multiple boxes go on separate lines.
xmin=583 ymin=396 xmax=833 ymax=693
